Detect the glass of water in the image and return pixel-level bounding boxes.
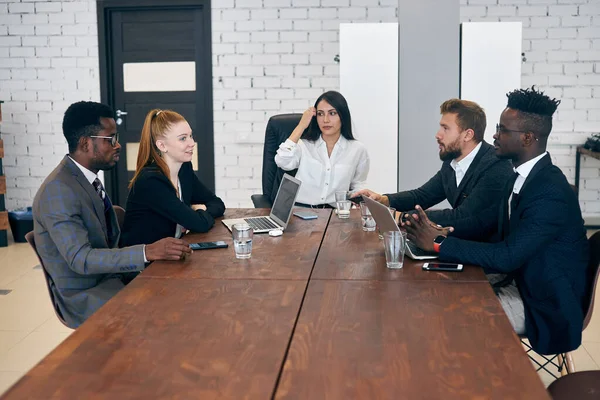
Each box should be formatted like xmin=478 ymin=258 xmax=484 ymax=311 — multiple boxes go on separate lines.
xmin=359 ymin=202 xmax=376 ymax=232
xmin=336 ymin=200 xmax=351 ymax=219
xmin=232 ymin=223 xmax=253 ymax=259
xmin=383 ymin=230 xmax=407 ymax=269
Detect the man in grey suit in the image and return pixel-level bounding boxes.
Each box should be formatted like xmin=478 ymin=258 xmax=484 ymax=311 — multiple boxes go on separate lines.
xmin=355 ymin=99 xmax=513 ymax=241
xmin=33 ymin=101 xmax=191 ymax=328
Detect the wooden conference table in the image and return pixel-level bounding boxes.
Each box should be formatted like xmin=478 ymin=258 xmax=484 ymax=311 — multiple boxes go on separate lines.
xmin=2 ymin=209 xmax=549 ymax=399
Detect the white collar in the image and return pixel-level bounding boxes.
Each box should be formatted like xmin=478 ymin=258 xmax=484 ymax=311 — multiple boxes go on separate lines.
xmin=450 ymin=141 xmax=482 ymax=173
xmin=317 ymin=135 xmax=347 ymax=150
xmin=68 ymin=156 xmax=98 ymax=185
xmin=514 ymin=151 xmax=548 ymax=180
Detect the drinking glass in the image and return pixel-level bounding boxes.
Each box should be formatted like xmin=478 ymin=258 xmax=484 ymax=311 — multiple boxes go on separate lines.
xmin=383 ymin=230 xmax=407 ymax=269
xmin=232 ymin=223 xmax=253 ymax=259
xmin=359 ymin=202 xmax=376 ymax=232
xmin=336 ymin=200 xmax=351 ymax=219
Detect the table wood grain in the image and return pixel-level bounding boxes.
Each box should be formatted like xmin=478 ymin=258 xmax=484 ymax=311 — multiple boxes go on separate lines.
xmin=312 ymin=209 xmax=488 ymax=282
xmin=2 ymin=277 xmax=307 ymax=400
xmin=275 ymin=280 xmax=550 ymax=400
xmin=142 ymin=208 xmax=331 ymax=281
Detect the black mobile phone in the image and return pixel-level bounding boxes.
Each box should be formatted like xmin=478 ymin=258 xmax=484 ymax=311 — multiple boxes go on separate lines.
xmin=422 ymin=262 xmax=464 ymax=272
xmin=189 ymin=241 xmax=228 ymax=250
xmin=349 ymin=196 xmax=362 ymax=204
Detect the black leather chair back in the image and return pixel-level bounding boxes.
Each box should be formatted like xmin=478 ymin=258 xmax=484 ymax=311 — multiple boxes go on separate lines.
xmin=252 ymin=113 xmax=302 ymax=207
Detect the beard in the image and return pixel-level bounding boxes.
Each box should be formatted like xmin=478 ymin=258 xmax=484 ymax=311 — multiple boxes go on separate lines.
xmin=438 ymin=139 xmax=462 ymax=162
xmin=91 ymin=143 xmax=118 ymax=171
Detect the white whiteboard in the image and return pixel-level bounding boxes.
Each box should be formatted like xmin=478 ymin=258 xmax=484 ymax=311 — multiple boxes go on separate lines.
xmin=461 ymin=22 xmax=522 ymax=144
xmin=340 ymin=23 xmax=398 ymax=194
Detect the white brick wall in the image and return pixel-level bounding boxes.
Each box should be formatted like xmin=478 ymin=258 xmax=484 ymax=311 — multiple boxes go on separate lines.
xmin=0 ymin=0 xmax=99 ymax=210
xmin=461 ymin=0 xmax=600 ymax=217
xmin=1 ymin=0 xmax=598 ymax=217
xmin=212 ymin=0 xmax=398 ymax=207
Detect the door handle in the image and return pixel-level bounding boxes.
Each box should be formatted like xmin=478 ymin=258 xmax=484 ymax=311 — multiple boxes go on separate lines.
xmin=116 ymin=110 xmax=128 ymax=117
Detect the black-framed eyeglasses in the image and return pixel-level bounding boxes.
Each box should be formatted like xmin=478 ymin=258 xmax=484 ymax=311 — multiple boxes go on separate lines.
xmin=495 ymin=124 xmax=528 ymax=135
xmin=90 ymin=133 xmax=119 ymax=147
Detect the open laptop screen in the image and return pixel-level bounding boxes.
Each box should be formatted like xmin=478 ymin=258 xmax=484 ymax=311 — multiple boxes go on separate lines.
xmin=271 ymin=175 xmax=300 ymax=225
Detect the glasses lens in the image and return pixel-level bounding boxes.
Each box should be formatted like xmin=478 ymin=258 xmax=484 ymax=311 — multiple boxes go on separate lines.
xmin=112 ymin=133 xmax=119 ymax=147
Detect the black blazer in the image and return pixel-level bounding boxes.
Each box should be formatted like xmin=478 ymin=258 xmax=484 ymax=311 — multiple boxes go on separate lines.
xmin=121 ymin=162 xmax=226 ymax=246
xmin=440 ymin=154 xmax=589 ymax=355
xmin=387 ymin=142 xmax=514 ymax=240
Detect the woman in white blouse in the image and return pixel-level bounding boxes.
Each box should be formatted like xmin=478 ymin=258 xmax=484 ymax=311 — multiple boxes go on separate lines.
xmin=275 ymin=91 xmax=370 ymax=208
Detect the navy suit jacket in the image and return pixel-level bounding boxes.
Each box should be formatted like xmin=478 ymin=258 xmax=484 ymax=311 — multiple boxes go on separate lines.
xmin=387 ymin=142 xmax=513 ymax=241
xmin=440 ymin=154 xmax=589 ymax=354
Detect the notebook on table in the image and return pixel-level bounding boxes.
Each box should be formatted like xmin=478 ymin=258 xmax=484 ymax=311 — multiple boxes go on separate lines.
xmin=222 ymin=173 xmax=302 ymax=234
xmin=362 ymin=195 xmax=438 ymax=260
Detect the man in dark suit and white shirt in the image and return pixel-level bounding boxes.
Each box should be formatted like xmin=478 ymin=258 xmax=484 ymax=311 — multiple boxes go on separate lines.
xmin=32 ymin=101 xmax=191 ymax=328
xmin=356 ymin=99 xmax=513 ymax=241
xmin=405 ymin=87 xmax=589 ymax=355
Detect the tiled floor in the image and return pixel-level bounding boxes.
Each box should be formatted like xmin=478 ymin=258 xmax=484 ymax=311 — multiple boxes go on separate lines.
xmin=0 ymin=230 xmax=598 ymax=395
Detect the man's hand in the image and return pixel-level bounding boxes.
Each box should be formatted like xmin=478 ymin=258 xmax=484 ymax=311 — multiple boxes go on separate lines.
xmin=145 ymin=237 xmax=192 ymax=261
xmin=400 ymin=210 xmax=454 ymax=237
xmin=403 ymin=205 xmax=453 ymax=252
xmin=192 ymin=204 xmax=207 ymax=211
xmin=351 ymin=189 xmax=389 ymax=206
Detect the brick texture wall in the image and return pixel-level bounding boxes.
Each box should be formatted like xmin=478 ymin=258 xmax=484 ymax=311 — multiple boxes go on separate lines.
xmin=461 ymin=0 xmax=600 ymax=216
xmin=0 ymin=0 xmax=598 ymax=216
xmin=0 ymin=0 xmax=99 ymax=209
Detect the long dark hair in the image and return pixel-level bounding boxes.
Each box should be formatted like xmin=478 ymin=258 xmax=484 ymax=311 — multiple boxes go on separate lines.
xmin=301 ymin=91 xmax=355 ymax=142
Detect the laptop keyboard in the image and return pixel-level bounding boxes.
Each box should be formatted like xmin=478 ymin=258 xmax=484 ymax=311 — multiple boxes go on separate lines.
xmin=244 ymin=217 xmax=280 ymax=231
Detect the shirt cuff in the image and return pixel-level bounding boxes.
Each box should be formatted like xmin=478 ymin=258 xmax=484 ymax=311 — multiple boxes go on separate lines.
xmin=143 ymin=245 xmax=148 ymax=263
xmin=282 ymin=139 xmax=297 ymax=150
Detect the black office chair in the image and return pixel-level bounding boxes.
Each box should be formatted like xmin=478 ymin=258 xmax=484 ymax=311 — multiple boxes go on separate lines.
xmin=251 ymin=113 xmax=302 ymax=208
xmin=520 ymin=231 xmax=600 ymax=378
xmin=113 ymin=205 xmax=125 ymax=231
xmin=25 ymin=231 xmax=71 ymax=328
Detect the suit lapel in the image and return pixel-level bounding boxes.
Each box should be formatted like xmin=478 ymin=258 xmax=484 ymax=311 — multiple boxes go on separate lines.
xmin=442 ymin=163 xmax=460 ymax=206
xmin=448 ymin=142 xmax=490 ymax=207
xmin=63 ymin=156 xmax=109 ymax=239
xmin=508 ymin=153 xmax=552 ymax=230
xmin=459 ymin=142 xmax=488 ymax=186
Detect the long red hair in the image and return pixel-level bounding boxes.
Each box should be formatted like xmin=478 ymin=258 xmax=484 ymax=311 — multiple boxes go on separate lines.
xmin=129 ymin=109 xmax=186 ymax=189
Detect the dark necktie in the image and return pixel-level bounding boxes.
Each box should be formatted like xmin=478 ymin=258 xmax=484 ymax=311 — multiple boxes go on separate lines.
xmin=92 ymin=178 xmax=113 ymax=232
xmin=508 ymin=171 xmax=520 ymax=217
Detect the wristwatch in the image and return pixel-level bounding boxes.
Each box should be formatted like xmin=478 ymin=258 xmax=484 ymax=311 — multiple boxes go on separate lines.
xmin=433 ymin=235 xmax=446 ymax=253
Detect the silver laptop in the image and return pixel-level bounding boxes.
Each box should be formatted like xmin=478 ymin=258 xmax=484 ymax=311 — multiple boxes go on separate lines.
xmin=362 ymin=195 xmax=438 ymax=260
xmin=222 ymin=173 xmax=302 ymax=234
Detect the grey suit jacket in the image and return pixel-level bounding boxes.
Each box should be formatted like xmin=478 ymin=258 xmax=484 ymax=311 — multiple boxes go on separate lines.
xmin=32 ymin=156 xmax=145 ymax=328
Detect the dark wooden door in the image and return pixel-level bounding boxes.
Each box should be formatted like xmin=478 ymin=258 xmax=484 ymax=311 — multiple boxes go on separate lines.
xmin=98 ymin=0 xmax=214 ymax=206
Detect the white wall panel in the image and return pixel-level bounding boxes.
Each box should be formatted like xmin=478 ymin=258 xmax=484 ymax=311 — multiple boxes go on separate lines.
xmin=340 ymin=23 xmax=398 ymax=194
xmin=461 ymin=22 xmax=522 ymax=144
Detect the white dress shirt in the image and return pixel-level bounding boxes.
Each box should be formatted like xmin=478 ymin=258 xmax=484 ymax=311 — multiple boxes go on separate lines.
xmin=274 ymin=136 xmax=370 ymax=206
xmin=508 ymin=152 xmax=548 ymax=218
xmin=69 ymin=156 xmax=98 ymax=187
xmin=449 ymin=142 xmax=482 ymax=187
xmin=513 ymin=152 xmax=548 ymax=195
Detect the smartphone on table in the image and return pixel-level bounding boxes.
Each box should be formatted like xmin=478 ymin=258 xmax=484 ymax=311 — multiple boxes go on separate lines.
xmin=189 ymin=241 xmax=228 ymax=250
xmin=293 ymin=211 xmax=318 ymax=220
xmin=422 ymin=262 xmax=464 ymax=272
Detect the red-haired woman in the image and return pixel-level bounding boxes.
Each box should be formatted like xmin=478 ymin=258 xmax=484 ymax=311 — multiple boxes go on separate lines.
xmin=121 ymin=109 xmax=225 ymax=246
